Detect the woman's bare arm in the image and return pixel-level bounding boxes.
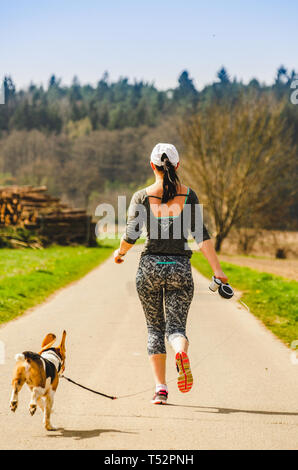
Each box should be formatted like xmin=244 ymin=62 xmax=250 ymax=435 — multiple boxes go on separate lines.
xmin=200 ymin=239 xmax=228 ymax=283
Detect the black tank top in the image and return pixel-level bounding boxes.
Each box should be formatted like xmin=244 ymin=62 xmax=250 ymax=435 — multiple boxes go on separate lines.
xmin=123 ymin=187 xmax=210 ymax=258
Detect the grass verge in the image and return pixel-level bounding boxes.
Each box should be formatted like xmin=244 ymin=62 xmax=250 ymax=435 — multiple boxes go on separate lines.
xmin=0 ymin=239 xmax=118 ymax=325
xmin=191 ymin=253 xmax=298 ymax=347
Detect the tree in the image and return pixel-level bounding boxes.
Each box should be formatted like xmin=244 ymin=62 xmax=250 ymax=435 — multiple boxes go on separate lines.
xmin=275 ymin=65 xmax=288 ymax=85
xmin=0 ymin=76 xmax=16 ymax=131
xmin=4 ymin=76 xmax=16 ymax=101
xmin=217 ymin=67 xmax=230 ymax=84
xmin=48 ymin=75 xmax=61 ymax=90
xmin=174 ymin=70 xmax=199 ymax=106
xmin=248 ymin=78 xmax=260 ymax=89
xmin=179 ymin=95 xmax=297 ymax=251
xmin=96 ymin=72 xmax=109 ymax=100
xmin=70 ymin=76 xmax=82 ymax=102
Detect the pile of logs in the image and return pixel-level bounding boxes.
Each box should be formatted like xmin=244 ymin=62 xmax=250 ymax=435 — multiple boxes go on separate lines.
xmin=0 ymin=186 xmax=96 ymax=246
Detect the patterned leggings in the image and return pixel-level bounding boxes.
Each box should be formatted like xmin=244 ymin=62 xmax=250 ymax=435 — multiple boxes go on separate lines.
xmin=136 ymin=255 xmax=194 ymax=355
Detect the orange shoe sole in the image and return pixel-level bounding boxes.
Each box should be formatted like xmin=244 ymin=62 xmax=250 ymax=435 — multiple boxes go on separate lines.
xmin=176 ymin=352 xmax=193 ymax=393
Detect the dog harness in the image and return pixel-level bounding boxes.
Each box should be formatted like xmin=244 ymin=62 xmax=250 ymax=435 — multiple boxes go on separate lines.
xmin=40 ymin=349 xmax=62 ymax=383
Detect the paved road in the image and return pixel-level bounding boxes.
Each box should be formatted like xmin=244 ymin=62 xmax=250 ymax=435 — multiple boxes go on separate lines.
xmin=0 ymin=245 xmax=297 ymax=450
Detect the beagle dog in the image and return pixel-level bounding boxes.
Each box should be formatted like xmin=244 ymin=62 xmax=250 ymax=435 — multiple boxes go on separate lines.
xmin=10 ymin=331 xmax=66 ymax=431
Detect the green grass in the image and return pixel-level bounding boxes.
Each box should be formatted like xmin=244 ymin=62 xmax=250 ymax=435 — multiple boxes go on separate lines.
xmin=0 ymin=239 xmax=119 ymax=325
xmin=191 ymin=253 xmax=298 ymax=347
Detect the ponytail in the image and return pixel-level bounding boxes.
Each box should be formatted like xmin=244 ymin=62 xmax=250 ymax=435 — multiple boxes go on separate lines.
xmin=155 ymin=153 xmax=180 ymax=203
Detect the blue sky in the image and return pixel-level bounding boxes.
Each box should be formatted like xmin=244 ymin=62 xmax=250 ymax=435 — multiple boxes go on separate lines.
xmin=0 ymin=0 xmax=297 ymax=90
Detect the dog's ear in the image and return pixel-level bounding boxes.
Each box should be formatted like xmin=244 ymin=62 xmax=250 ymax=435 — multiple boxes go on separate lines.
xmin=59 ymin=331 xmax=67 ymax=354
xmin=41 ymin=333 xmax=56 ymax=351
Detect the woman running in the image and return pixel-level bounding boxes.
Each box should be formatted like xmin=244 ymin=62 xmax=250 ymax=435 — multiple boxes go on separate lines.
xmin=114 ymin=143 xmax=228 ymax=404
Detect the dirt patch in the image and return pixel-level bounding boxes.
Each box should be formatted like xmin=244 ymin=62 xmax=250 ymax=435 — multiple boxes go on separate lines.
xmin=219 ymin=255 xmax=298 ymax=281
xmin=221 ymin=229 xmax=298 ymax=259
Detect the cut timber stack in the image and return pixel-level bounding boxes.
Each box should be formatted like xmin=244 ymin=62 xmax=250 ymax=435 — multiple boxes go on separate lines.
xmin=0 ymin=186 xmax=96 ymax=246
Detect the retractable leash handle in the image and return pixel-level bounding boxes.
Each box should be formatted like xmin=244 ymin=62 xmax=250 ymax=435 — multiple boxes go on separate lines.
xmin=209 ymin=276 xmax=234 ymax=299
xmin=209 ymin=276 xmax=222 ymax=292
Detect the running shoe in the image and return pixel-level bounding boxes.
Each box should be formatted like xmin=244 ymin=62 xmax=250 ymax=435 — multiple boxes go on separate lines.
xmin=151 ymin=389 xmax=168 ymax=405
xmin=176 ymin=351 xmax=193 ymax=393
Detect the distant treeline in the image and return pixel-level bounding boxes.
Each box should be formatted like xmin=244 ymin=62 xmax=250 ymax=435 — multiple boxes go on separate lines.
xmin=0 ymin=66 xmax=297 ymax=229
xmin=1 ymin=66 xmax=297 ymax=134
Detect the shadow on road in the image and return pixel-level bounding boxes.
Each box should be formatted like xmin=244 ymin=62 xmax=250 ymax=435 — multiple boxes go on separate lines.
xmin=167 ymin=404 xmax=298 ymax=417
xmin=47 ymin=428 xmax=137 ymax=441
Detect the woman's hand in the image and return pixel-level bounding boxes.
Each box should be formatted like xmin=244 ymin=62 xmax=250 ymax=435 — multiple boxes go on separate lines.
xmin=114 ymin=249 xmax=125 ymax=264
xmin=214 ymin=270 xmax=228 ymax=284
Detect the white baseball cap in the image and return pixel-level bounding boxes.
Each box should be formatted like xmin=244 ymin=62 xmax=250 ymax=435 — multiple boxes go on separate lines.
xmin=150 ymin=143 xmax=180 ymax=167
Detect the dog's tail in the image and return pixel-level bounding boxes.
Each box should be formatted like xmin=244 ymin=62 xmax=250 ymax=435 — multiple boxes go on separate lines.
xmin=15 ymin=353 xmax=25 ymax=362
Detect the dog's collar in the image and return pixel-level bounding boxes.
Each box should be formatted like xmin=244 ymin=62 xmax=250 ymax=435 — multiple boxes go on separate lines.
xmin=41 ymin=349 xmax=62 ymax=373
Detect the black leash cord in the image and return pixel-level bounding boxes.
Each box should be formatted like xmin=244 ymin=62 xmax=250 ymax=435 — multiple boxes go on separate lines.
xmin=61 ymin=375 xmax=117 ymax=400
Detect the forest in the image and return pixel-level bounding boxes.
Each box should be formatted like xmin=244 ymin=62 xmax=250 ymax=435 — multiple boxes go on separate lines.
xmin=0 ymin=66 xmax=297 ymax=244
